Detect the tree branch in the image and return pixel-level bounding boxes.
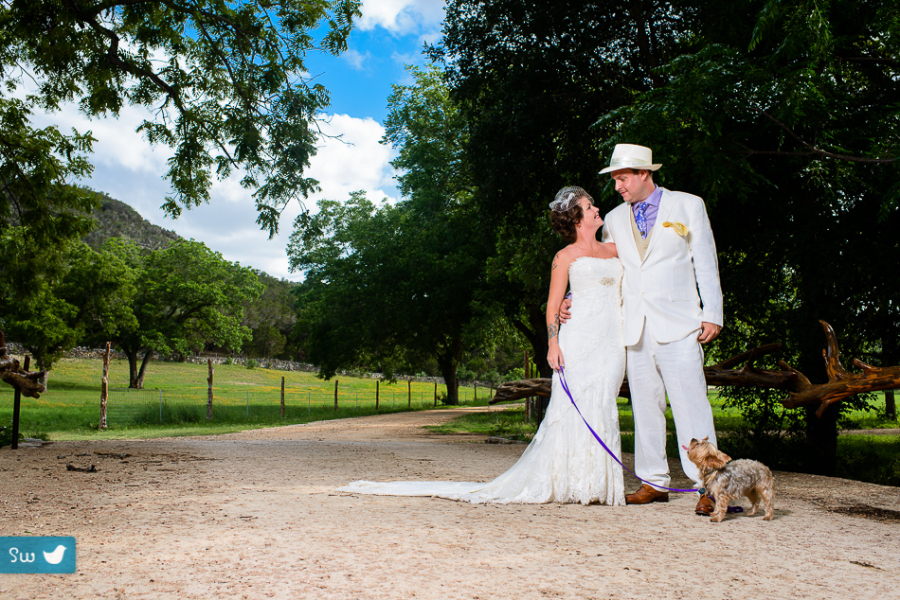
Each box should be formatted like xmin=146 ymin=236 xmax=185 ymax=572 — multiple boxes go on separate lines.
xmin=751 ymin=107 xmax=897 ymax=164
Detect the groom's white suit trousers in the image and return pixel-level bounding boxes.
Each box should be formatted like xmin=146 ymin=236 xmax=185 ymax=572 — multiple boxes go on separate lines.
xmin=603 ymin=187 xmax=723 ymax=489
xmin=626 ymin=325 xmax=715 ymax=488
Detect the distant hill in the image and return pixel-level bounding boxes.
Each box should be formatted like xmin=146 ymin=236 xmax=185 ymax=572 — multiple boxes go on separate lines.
xmin=84 ymin=194 xmax=182 ymax=251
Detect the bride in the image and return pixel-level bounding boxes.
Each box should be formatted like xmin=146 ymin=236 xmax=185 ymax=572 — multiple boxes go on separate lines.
xmin=340 ymin=186 xmax=626 ymax=505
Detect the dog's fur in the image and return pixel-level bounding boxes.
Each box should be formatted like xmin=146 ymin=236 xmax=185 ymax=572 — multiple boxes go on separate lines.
xmin=684 ymin=437 xmax=775 ymax=522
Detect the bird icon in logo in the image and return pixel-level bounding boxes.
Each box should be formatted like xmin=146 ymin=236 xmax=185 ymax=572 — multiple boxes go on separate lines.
xmin=43 ymin=545 xmax=67 ymax=565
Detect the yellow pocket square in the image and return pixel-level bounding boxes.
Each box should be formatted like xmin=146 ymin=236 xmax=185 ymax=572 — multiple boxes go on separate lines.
xmin=663 ymin=221 xmax=689 ymax=237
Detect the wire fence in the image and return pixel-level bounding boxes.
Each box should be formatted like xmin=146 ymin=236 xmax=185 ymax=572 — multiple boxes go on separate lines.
xmin=104 ymin=386 xmax=495 ymax=427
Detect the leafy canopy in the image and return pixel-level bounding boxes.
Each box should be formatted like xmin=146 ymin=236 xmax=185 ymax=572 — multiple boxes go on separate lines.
xmin=0 ymin=0 xmax=361 ymax=237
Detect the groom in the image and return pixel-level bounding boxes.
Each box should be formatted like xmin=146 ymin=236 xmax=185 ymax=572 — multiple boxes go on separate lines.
xmin=562 ymin=144 xmax=723 ymax=515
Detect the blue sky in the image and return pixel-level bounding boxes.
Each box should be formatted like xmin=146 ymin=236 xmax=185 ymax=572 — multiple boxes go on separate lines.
xmin=31 ymin=1 xmax=446 ymax=281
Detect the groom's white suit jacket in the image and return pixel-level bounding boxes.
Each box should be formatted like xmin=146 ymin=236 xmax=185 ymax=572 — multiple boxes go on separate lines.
xmin=601 ymin=188 xmax=723 ymax=347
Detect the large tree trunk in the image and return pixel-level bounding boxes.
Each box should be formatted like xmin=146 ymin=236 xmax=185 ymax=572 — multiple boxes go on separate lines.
xmin=125 ymin=347 xmax=154 ymax=389
xmin=798 ymin=317 xmax=835 ymax=474
xmin=806 ymin=403 xmax=839 ymax=476
xmin=33 ymin=355 xmax=51 ymax=390
xmin=884 ymin=333 xmax=898 ymax=421
xmin=134 ymin=350 xmax=154 ymax=389
xmin=125 ymin=348 xmax=140 ymax=389
xmin=436 ymin=337 xmax=463 ymax=405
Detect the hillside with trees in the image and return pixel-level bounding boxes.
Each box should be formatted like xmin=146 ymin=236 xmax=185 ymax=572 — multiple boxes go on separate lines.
xmin=83 ymin=194 xmax=181 ymax=252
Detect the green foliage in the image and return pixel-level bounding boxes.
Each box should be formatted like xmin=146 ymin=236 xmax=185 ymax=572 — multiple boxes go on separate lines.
xmin=595 ymin=0 xmax=899 ymax=474
xmin=0 ymin=0 xmax=361 ymax=236
xmin=434 ymin=0 xmax=899 ymax=474
xmin=242 ymin=272 xmax=297 ymax=359
xmin=289 ymin=66 xmax=493 ymax=404
xmin=835 ymin=436 xmax=900 ymax=488
xmin=431 ymin=0 xmax=710 ymax=376
xmin=83 ymin=194 xmax=181 ymax=252
xmin=4 ymin=236 xmax=138 ymax=372
xmin=0 ymin=98 xmax=98 ymax=259
xmin=101 ymin=238 xmax=264 ymax=388
xmin=245 ymin=358 xmax=259 ymax=370
xmin=0 ymin=419 xmax=22 ymax=448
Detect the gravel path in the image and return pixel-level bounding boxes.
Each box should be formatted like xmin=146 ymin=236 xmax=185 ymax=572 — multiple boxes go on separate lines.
xmin=1 ymin=407 xmax=897 ymax=599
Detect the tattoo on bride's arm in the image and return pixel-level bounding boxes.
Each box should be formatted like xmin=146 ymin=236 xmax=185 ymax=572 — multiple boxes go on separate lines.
xmin=551 ymin=254 xmax=559 ymax=271
xmin=548 ymin=317 xmax=559 ymax=341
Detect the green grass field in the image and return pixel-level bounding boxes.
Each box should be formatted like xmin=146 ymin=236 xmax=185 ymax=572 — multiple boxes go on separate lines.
xmin=2 ymin=357 xmax=897 ymax=486
xmin=0 ymin=357 xmax=492 ymax=441
xmin=427 ymin=391 xmax=900 ymax=486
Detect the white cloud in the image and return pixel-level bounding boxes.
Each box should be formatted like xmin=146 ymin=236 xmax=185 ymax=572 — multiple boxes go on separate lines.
xmin=358 ymin=0 xmax=445 ymax=34
xmin=342 ymin=48 xmax=373 ymax=70
xmin=165 ymin=113 xmax=399 ymax=280
xmin=21 ymin=96 xmax=398 ymax=281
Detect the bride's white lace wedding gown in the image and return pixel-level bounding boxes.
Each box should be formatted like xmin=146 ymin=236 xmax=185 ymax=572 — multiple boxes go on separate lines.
xmin=340 ymin=257 xmax=626 ymax=505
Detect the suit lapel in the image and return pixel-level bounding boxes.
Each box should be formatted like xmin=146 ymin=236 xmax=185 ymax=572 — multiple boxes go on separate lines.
xmin=643 ymin=188 xmax=674 ymax=259
xmin=616 ymin=203 xmax=642 ymax=264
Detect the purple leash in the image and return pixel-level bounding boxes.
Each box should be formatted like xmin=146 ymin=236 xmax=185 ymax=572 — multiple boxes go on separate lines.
xmin=556 ymin=367 xmax=698 ymax=494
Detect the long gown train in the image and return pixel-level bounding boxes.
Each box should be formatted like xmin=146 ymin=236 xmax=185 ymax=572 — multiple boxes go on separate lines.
xmin=340 ymin=257 xmax=627 ymax=505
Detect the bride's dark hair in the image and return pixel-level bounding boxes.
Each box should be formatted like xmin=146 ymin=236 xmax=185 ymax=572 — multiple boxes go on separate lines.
xmin=550 ymin=186 xmax=591 ymax=242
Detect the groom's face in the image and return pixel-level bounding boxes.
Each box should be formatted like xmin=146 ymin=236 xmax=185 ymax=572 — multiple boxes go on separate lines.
xmin=611 ymin=169 xmax=653 ymax=204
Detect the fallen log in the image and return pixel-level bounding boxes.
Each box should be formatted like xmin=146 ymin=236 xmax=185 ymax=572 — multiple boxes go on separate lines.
xmin=0 ymin=331 xmax=46 ymax=398
xmin=782 ymin=321 xmax=900 ymax=417
xmin=491 ymin=321 xmax=900 ymax=418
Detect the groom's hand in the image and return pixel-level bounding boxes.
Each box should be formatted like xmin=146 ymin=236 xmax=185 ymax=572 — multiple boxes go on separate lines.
xmin=558 ymin=298 xmax=572 ymax=323
xmin=698 ymin=322 xmax=721 ymax=344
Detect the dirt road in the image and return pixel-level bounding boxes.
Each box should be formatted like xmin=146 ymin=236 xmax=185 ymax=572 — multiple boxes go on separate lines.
xmin=1 ymin=407 xmax=897 ymax=599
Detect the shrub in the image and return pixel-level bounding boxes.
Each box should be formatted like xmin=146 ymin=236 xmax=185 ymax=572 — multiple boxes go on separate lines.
xmin=245 ymin=358 xmax=258 ymax=370
xmin=0 ymin=420 xmax=22 ymax=448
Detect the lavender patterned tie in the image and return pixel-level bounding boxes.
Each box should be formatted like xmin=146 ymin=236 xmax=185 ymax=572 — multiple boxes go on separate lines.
xmin=635 ymin=202 xmax=649 ymax=239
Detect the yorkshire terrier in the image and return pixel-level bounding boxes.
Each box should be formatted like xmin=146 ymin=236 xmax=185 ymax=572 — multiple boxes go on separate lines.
xmin=684 ymin=437 xmax=775 ymax=522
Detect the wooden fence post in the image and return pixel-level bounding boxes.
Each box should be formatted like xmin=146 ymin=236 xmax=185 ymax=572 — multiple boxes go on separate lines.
xmin=434 ymin=381 xmax=438 ymax=407
xmin=206 ymin=359 xmax=214 ymax=420
xmin=281 ymin=376 xmax=285 ymax=418
xmin=474 ymin=381 xmax=477 ymax=402
xmin=376 ymin=379 xmax=380 ymax=410
xmin=334 ymin=379 xmax=339 ymax=412
xmin=99 ymin=342 xmax=110 ymax=429
xmin=408 ymin=379 xmax=412 ymax=409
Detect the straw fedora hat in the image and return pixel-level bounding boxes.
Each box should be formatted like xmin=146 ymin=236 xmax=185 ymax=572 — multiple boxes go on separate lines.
xmin=599 ymin=144 xmax=662 ymax=175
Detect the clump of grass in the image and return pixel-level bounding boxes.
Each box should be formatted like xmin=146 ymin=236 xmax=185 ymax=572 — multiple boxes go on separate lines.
xmin=0 ymin=420 xmax=22 ymax=448
xmin=836 ymin=435 xmax=900 ymax=487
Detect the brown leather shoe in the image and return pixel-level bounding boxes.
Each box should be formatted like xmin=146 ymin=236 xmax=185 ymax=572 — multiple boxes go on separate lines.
xmin=625 ymin=484 xmax=669 ymax=505
xmin=695 ymin=494 xmax=715 ymax=516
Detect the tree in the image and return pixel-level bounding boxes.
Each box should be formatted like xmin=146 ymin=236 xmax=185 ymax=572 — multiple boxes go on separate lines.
xmin=288 ymin=66 xmax=491 ymax=404
xmin=289 ymin=190 xmax=490 ymax=404
xmin=600 ymin=0 xmax=900 ymax=474
xmin=107 ymin=239 xmax=263 ymax=388
xmin=0 ymin=0 xmax=361 ymax=236
xmin=434 ymin=0 xmax=899 ymax=473
xmin=241 ymin=272 xmax=297 ymax=359
xmin=431 ymin=0 xmax=704 ymax=376
xmin=4 ymin=237 xmax=138 ymax=383
xmin=0 ymin=100 xmax=99 ymax=308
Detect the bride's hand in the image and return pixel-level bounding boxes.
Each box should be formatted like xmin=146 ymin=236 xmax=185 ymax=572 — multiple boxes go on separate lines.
xmin=547 ymin=345 xmax=565 ymax=371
